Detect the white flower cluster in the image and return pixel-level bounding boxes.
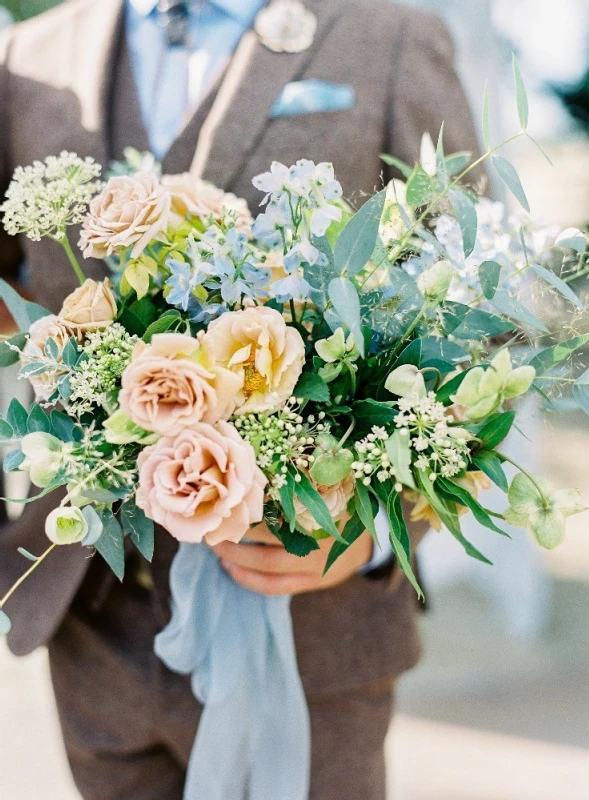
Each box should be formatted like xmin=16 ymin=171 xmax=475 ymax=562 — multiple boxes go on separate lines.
xmin=68 ymin=324 xmax=138 ymax=415
xmin=1 ymin=151 xmax=103 ymax=241
xmin=395 ymin=392 xmax=471 ymax=481
xmin=352 ymin=426 xmax=400 ymax=487
xmin=233 ymin=397 xmax=330 ymax=490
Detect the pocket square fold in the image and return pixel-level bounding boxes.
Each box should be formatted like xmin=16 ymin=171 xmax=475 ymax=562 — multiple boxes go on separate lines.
xmin=270 ymin=80 xmax=356 ymax=119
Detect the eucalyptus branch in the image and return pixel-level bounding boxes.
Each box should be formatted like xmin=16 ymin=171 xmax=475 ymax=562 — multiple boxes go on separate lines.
xmin=0 ymin=544 xmax=56 ymax=610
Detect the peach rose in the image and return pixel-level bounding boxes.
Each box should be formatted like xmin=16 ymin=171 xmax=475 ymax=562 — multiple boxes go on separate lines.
xmin=294 ymin=473 xmax=354 ymax=534
xmin=203 ymin=306 xmax=305 ymax=414
xmin=118 ymin=332 xmax=242 ymax=436
xmin=78 ymin=172 xmax=171 ymax=259
xmin=58 ymin=278 xmax=117 ymax=339
xmin=136 ymin=421 xmax=267 ymax=544
xmin=21 ymin=314 xmax=71 ymax=400
xmin=162 ymin=173 xmax=253 ymax=234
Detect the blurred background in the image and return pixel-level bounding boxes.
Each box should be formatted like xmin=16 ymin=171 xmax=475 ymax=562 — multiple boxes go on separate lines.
xmin=0 ymin=1 xmax=588 ymax=799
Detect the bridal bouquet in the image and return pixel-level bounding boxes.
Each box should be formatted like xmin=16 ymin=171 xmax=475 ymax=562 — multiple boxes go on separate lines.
xmin=1 ymin=69 xmax=588 ymax=633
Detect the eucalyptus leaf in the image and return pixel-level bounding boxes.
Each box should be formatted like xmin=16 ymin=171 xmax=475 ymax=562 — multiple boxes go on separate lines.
xmin=444 ymin=151 xmax=472 ymax=177
xmin=328 ymin=277 xmax=365 ymax=357
xmin=0 ymin=332 xmax=27 ymax=367
xmin=81 ymin=505 xmax=105 ymax=547
xmin=27 ymin=405 xmax=52 ymax=434
xmin=305 ymin=236 xmax=338 ymax=310
xmin=0 ymin=279 xmax=40 ymax=331
xmin=379 ymin=153 xmax=413 ymax=179
xmin=51 ymin=410 xmax=82 ymax=443
xmin=0 ymin=418 xmax=14 ymax=441
xmin=491 ymin=156 xmax=530 ymax=212
xmin=531 ymin=263 xmax=583 ymax=310
xmin=573 ymin=368 xmax=589 ymax=415
xmin=479 ymin=260 xmax=502 ymax=300
xmin=512 ymin=55 xmax=529 ymax=129
xmin=528 ymin=335 xmax=589 ymax=377
xmin=120 ymin=500 xmax=155 ymax=562
xmin=0 ymin=610 xmax=11 ymax=636
xmin=7 ymin=398 xmax=29 ymax=437
xmin=491 ymin=290 xmax=548 ymax=333
xmin=95 ymin=509 xmax=125 ymax=580
xmin=45 ymin=337 xmax=60 ymax=361
xmin=61 ymin=338 xmax=80 ymax=368
xmin=4 ymin=449 xmax=25 ymax=472
xmin=449 ymin=188 xmax=478 ymax=258
xmin=333 ymin=190 xmax=386 ymax=277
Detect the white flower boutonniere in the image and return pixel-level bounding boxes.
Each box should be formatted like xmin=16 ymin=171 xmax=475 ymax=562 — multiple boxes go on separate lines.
xmin=254 ymin=1 xmax=317 ymax=54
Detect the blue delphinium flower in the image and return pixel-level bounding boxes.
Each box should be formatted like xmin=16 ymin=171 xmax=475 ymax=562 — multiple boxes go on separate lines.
xmin=165 ymin=259 xmax=196 ymax=311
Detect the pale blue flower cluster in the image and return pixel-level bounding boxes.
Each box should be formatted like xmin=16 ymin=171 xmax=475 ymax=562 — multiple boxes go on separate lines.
xmin=165 ymin=218 xmax=270 ymax=312
xmin=252 ymin=159 xmax=343 ymax=302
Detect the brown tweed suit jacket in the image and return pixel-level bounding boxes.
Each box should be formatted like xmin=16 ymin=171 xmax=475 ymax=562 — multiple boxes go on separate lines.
xmin=0 ymin=0 xmax=479 ymax=692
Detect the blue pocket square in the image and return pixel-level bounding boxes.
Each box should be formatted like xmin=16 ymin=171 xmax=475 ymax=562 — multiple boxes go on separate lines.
xmin=270 ymin=80 xmax=356 ymax=119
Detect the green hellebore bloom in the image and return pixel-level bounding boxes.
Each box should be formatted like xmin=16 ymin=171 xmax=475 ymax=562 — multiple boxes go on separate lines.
xmin=416 ymin=259 xmax=455 ymax=305
xmin=45 ymin=506 xmax=89 ymax=545
xmin=385 ymin=364 xmax=426 ymax=399
xmin=504 ymin=472 xmax=587 ymax=550
xmin=309 ymin=432 xmax=354 ymax=487
xmin=20 ymin=432 xmax=66 ymax=488
xmin=103 ymin=410 xmax=160 ymax=446
xmin=452 ymin=349 xmax=535 ymax=421
xmin=315 ymin=327 xmax=359 ymax=364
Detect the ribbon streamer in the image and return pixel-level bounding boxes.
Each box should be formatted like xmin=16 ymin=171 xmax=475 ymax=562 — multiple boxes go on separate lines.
xmin=155 ymin=542 xmax=311 ymax=800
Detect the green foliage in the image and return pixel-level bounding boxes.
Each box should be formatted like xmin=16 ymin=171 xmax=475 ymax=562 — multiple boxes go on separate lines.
xmin=81 ymin=506 xmax=105 ymax=547
xmin=6 ymin=398 xmax=29 ymax=437
xmin=0 ymin=610 xmax=11 ymax=636
xmin=472 ymin=451 xmax=509 ymax=492
xmin=373 ymin=484 xmax=423 ymax=598
xmin=353 ymin=481 xmax=378 ymax=542
xmin=475 ymin=410 xmax=516 ymax=450
xmin=95 ymin=509 xmax=125 ymax=580
xmin=0 ymin=332 xmax=27 ymax=367
xmin=479 ymin=261 xmax=502 ymax=300
xmin=279 ymin=473 xmax=297 ymax=531
xmin=0 ymin=279 xmax=50 ymax=331
xmin=0 ymin=418 xmax=14 ymax=440
xmin=449 ymin=189 xmax=477 ymax=257
xmin=528 ymin=335 xmax=589 ymax=376
xmin=143 ymin=309 xmax=183 ymax=342
xmin=333 ymin=190 xmax=386 ymax=277
xmin=573 ymin=367 xmax=589 ymax=415
xmin=379 ymin=153 xmax=413 ymax=179
xmin=324 ymin=513 xmax=364 ymax=574
xmin=119 ymin=296 xmax=158 ymax=336
xmin=531 ymin=264 xmax=583 ymax=309
xmin=437 ymin=477 xmax=509 ymax=537
xmin=491 ymin=156 xmax=530 ymax=212
xmin=385 ymin=430 xmax=415 ymax=489
xmin=272 ymin=523 xmax=320 ymax=557
xmin=120 ymin=500 xmax=155 ymax=562
xmin=328 ymin=277 xmax=365 ymax=357
xmin=443 ymin=302 xmax=515 ymax=340
xmin=4 ymin=449 xmax=25 ymax=472
xmin=512 ymin=55 xmax=529 ymax=130
xmin=27 ymin=405 xmax=52 ymax=434
xmin=294 ymin=372 xmax=330 ymax=402
xmin=491 ymin=290 xmax=548 ymax=333
xmin=293 ymin=471 xmax=345 ymax=542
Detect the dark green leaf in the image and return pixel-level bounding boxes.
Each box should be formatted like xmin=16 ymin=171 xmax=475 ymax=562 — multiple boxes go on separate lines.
xmin=95 ymin=509 xmax=125 ymax=580
xmin=379 ymin=153 xmax=413 ymax=179
xmin=491 ymin=156 xmax=530 ymax=212
xmin=50 ymin=410 xmax=82 ymax=443
xmin=531 ymin=264 xmax=583 ymax=309
xmin=528 ymin=335 xmax=589 ymax=377
xmin=0 ymin=610 xmax=11 ymax=636
xmin=4 ymin=449 xmax=25 ymax=472
xmin=120 ymin=500 xmax=154 ymax=562
xmin=7 ymin=398 xmax=29 ymax=437
xmin=119 ymin=296 xmax=158 ymax=336
xmin=334 ymin=190 xmax=386 ymax=277
xmin=479 ymin=260 xmax=502 ymax=300
xmin=437 ymin=477 xmax=509 ymax=537
xmin=491 ymin=290 xmax=548 ymax=333
xmin=374 ymin=485 xmax=423 ymax=598
xmin=443 ymin=302 xmax=515 ymax=340
xmin=0 ymin=332 xmax=27 ymax=367
xmin=274 ymin=525 xmax=320 ymax=557
xmin=27 ymin=405 xmax=52 ymax=434
xmin=512 ymin=55 xmax=529 ymax=129
xmin=142 ymin=310 xmax=183 ymax=343
xmin=324 ymin=513 xmax=365 ymax=574
xmin=449 ymin=188 xmax=478 ymax=258
xmin=294 ymin=372 xmax=330 ymax=403
xmin=328 ymin=277 xmax=365 ymax=357
xmin=294 ymin=471 xmax=345 ymax=543
xmin=476 ymin=410 xmax=516 ymax=449
xmin=279 ymin=472 xmax=297 ymax=531
xmin=473 ymin=452 xmax=509 ymax=492
xmin=354 ymin=481 xmax=378 ymax=542
xmin=351 ymin=399 xmax=397 ymax=429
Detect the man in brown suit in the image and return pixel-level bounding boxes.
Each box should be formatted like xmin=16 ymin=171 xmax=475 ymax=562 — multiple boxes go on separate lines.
xmin=0 ymin=1 xmax=480 ymax=797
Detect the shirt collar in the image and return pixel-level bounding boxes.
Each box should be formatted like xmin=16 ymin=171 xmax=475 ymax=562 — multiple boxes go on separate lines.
xmin=127 ymin=0 xmax=266 ymax=25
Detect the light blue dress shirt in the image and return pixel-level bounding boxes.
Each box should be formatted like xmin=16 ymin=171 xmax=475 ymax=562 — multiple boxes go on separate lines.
xmin=125 ymin=0 xmax=394 ymax=570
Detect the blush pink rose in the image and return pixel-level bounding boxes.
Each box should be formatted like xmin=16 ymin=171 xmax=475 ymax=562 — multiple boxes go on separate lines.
xmin=136 ymin=421 xmax=267 ymax=545
xmin=203 ymin=306 xmax=305 ymax=414
xmin=118 ymin=333 xmax=242 ymax=437
xmin=162 ymin=173 xmax=253 ymax=234
xmin=78 ymin=172 xmax=171 ymax=259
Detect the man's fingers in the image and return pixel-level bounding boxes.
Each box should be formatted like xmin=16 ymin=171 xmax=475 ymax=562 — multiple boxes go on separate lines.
xmin=222 ymin=562 xmax=317 ymax=596
xmin=213 ymin=540 xmax=316 ymax=575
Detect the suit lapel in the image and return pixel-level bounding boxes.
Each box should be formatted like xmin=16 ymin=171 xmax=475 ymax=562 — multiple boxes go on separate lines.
xmin=202 ymin=0 xmax=340 ymax=190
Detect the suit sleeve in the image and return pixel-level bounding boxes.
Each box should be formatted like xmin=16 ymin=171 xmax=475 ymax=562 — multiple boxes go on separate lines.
xmin=387 ymin=11 xmax=482 ymax=177
xmin=0 ymin=28 xmax=24 ymax=283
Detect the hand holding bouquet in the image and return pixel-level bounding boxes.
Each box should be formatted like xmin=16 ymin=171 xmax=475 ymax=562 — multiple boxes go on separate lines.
xmin=1 ymin=66 xmax=588 ymax=632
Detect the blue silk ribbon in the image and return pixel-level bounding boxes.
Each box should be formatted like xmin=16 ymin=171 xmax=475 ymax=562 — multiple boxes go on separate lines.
xmin=154 ymin=542 xmax=311 ymax=800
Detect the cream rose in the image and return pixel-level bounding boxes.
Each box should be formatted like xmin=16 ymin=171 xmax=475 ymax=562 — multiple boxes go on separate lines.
xmin=136 ymin=421 xmax=267 ymax=545
xmin=78 ymin=172 xmax=171 ymax=259
xmin=20 ymin=314 xmax=71 ymax=400
xmin=203 ymin=306 xmax=305 ymax=414
xmin=162 ymin=173 xmax=253 ymax=234
xmin=118 ymin=332 xmax=242 ymax=436
xmin=58 ymin=278 xmax=117 ymax=339
xmin=294 ymin=474 xmax=354 ymax=534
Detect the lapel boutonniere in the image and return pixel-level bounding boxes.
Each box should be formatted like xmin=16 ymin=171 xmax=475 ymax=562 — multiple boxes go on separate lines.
xmin=254 ymin=1 xmax=317 ymax=54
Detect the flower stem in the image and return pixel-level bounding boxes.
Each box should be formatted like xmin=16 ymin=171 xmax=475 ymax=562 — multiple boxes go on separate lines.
xmin=0 ymin=544 xmax=56 ymax=610
xmin=58 ymin=234 xmax=86 ymax=286
xmin=497 ymin=452 xmax=550 ymax=508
